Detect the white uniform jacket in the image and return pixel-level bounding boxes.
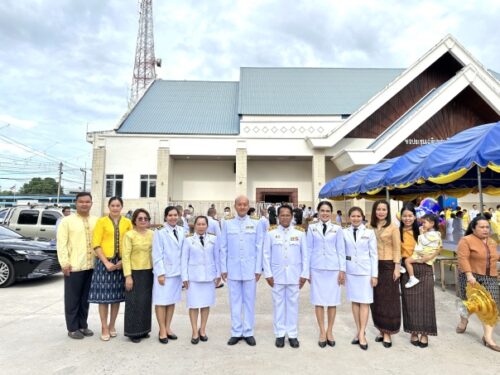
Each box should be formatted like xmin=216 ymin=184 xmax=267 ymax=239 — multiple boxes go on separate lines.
xmin=153 ymin=225 xmax=184 ymax=277
xmin=306 ymin=221 xmax=346 ymax=271
xmin=220 ymin=215 xmax=264 ymax=280
xmin=207 ymin=216 xmax=221 ymax=237
xmin=343 ymin=224 xmax=378 ymax=277
xmin=263 ymin=225 xmax=309 ymax=285
xmin=181 ymin=233 xmax=221 ymax=282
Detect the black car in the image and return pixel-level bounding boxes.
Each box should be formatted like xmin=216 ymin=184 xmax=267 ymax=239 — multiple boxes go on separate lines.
xmin=0 ymin=225 xmax=61 ymax=287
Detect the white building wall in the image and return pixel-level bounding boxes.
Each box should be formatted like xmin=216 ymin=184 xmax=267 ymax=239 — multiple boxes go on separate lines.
xmin=170 ymin=159 xmax=236 ymax=201
xmin=247 ymin=160 xmax=312 ymax=203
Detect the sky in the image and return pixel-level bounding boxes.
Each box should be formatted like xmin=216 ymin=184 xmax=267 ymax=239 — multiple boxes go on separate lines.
xmin=0 ymin=0 xmax=499 ymax=192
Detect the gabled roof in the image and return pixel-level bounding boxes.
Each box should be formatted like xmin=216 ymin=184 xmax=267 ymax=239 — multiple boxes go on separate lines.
xmin=308 ymin=34 xmax=500 ymax=150
xmin=116 ymin=80 xmax=240 ymax=135
xmin=238 ymin=67 xmax=403 ymax=115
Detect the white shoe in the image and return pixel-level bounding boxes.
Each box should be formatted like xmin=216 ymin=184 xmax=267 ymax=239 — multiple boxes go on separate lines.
xmin=400 ymin=266 xmax=406 ymax=274
xmin=405 ymin=277 xmax=420 ymax=288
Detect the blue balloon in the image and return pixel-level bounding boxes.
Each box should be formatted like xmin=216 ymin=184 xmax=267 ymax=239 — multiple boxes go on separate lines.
xmin=419 ymin=198 xmax=441 ymax=216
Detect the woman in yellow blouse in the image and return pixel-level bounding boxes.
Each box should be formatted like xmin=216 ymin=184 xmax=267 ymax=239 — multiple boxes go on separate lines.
xmin=369 ymin=200 xmax=402 ymax=348
xmin=122 ymin=208 xmax=154 ymax=343
xmin=88 ymin=197 xmax=133 ymax=341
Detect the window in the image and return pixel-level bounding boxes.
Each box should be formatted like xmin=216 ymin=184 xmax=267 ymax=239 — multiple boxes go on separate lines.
xmin=41 ymin=211 xmax=61 ymax=226
xmin=140 ymin=174 xmax=157 ymax=198
xmin=18 ymin=210 xmax=39 ymax=225
xmin=106 ymin=174 xmax=123 ymax=197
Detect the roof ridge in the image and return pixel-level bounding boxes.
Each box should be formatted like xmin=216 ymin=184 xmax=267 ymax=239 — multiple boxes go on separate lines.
xmin=240 ymin=67 xmax=405 ymax=70
xmin=157 ymin=79 xmax=238 ymax=84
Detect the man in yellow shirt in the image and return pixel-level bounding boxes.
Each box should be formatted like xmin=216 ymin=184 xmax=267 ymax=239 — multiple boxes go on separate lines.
xmin=57 ymin=192 xmax=98 ymax=339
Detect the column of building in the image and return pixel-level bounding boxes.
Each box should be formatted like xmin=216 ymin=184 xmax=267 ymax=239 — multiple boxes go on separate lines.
xmin=90 ymin=137 xmax=106 ymax=216
xmin=312 ymin=149 xmax=326 ymax=207
xmin=156 ymin=140 xmax=171 ymax=215
xmin=235 ymin=140 xmax=247 ymax=197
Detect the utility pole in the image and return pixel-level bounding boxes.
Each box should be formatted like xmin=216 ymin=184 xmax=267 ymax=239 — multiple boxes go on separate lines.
xmin=80 ymin=167 xmax=87 ymax=192
xmin=57 ymin=162 xmax=63 ymax=205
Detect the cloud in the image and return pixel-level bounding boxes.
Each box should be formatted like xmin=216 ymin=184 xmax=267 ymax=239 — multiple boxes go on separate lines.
xmin=0 ymin=115 xmax=37 ymax=129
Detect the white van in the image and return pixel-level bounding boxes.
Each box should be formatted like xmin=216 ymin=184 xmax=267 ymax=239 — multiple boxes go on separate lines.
xmin=3 ymin=206 xmax=63 ymax=240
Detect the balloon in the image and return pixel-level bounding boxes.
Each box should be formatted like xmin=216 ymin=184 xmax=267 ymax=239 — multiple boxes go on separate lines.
xmin=419 ymin=197 xmax=441 ymax=216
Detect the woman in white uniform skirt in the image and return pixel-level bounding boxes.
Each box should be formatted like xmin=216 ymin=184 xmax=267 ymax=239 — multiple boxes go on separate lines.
xmin=153 ymin=206 xmax=185 ymax=344
xmin=182 ymin=216 xmax=221 ymax=344
xmin=306 ymin=201 xmax=346 ymax=348
xmin=343 ymin=207 xmax=378 ymax=350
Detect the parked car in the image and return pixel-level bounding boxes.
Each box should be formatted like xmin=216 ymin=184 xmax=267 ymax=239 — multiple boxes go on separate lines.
xmin=0 ymin=208 xmax=8 ymax=224
xmin=0 ymin=225 xmax=61 ymax=287
xmin=2 ymin=205 xmax=63 ymax=240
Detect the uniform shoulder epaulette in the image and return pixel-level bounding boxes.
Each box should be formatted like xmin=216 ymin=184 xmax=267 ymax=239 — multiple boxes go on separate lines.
xmin=294 ymin=225 xmax=305 ymax=232
xmin=154 ymin=224 xmax=164 ymax=231
xmin=186 ymin=233 xmax=194 ymax=237
xmin=250 ymin=215 xmax=259 ymax=220
xmin=268 ymin=224 xmax=278 ymax=231
xmin=226 ymin=215 xmax=235 ymax=220
xmin=207 ymin=232 xmax=215 ymax=236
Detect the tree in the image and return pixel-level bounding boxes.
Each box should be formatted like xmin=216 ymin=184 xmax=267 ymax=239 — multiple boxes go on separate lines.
xmin=19 ymin=177 xmax=61 ymax=195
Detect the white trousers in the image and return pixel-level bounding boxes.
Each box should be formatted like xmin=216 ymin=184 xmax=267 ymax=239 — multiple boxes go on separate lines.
xmin=272 ymin=283 xmax=299 ymax=338
xmin=228 ymin=279 xmax=257 ymax=337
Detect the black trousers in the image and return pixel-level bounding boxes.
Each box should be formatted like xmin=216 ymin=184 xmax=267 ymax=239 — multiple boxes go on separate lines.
xmin=64 ymin=270 xmax=93 ymax=332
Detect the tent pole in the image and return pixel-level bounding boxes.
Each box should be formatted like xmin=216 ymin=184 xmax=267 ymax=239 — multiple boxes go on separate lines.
xmin=477 ymin=165 xmax=484 ymax=212
xmin=385 ymin=187 xmax=390 ymax=202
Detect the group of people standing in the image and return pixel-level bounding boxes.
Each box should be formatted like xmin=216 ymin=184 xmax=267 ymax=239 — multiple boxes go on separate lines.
xmin=57 ymin=193 xmax=499 ymax=352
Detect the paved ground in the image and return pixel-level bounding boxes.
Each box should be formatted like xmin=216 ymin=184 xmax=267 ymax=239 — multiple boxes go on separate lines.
xmin=0 ymin=274 xmax=499 ymax=375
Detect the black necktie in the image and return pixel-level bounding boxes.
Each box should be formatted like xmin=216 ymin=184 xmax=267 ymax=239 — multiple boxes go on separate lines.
xmin=353 ymin=228 xmax=358 ymax=242
xmin=173 ymin=228 xmax=178 ymax=241
xmin=200 ymin=235 xmax=204 ymax=247
xmin=323 ymin=223 xmax=327 ymax=235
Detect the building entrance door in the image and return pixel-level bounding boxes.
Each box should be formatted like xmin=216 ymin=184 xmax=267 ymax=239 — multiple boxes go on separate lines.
xmin=256 ymin=188 xmax=298 ymax=206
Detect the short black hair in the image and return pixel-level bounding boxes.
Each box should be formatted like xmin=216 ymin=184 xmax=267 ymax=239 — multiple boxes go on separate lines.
xmin=75 ymin=192 xmax=92 ymax=201
xmin=421 ymin=213 xmax=439 ymax=231
xmin=164 ymin=205 xmax=179 ymax=219
xmin=62 ymin=206 xmax=71 ymax=212
xmin=194 ymin=215 xmax=208 ymax=226
xmin=277 ymin=205 xmax=293 ymax=216
xmin=132 ymin=208 xmax=151 ymax=225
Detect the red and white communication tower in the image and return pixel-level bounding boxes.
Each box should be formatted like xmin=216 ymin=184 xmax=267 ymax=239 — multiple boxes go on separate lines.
xmin=129 ymin=0 xmax=161 ymax=108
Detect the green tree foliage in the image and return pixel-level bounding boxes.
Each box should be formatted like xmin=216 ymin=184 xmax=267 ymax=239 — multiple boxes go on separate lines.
xmin=19 ymin=177 xmax=60 ymax=195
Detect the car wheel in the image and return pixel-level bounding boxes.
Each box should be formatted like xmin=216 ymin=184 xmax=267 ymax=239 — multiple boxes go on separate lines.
xmin=0 ymin=256 xmax=15 ymax=288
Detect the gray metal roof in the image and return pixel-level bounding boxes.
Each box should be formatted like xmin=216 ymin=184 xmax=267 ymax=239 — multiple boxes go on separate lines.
xmin=238 ymin=67 xmax=404 ymax=115
xmin=117 ymin=80 xmax=240 ymax=135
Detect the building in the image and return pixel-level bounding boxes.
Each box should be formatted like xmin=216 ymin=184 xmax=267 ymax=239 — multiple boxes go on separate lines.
xmin=87 ymin=35 xmax=500 ymax=221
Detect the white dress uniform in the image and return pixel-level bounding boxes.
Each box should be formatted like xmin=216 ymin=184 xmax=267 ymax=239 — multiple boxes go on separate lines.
xmin=343 ymin=224 xmax=378 ymax=304
xmin=263 ymin=225 xmax=309 ymax=339
xmin=152 ymin=225 xmax=184 ymax=305
xmin=220 ymin=215 xmax=264 ymax=337
xmin=207 ymin=216 xmax=221 ymax=237
xmin=306 ymin=220 xmax=346 ymax=306
xmin=259 ymin=216 xmax=270 ymax=233
xmin=181 ymin=233 xmax=220 ymax=308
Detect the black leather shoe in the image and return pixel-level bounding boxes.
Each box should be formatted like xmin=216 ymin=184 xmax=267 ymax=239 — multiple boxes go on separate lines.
xmin=318 ymin=340 xmax=327 ymax=348
xmin=130 ymin=337 xmax=141 ymax=343
xmin=167 ymin=333 xmax=178 ymax=340
xmin=227 ymin=336 xmax=242 ymax=345
xmin=375 ymin=336 xmax=384 ymax=343
xmin=191 ymin=337 xmax=200 ymax=345
xmin=327 ymin=339 xmax=335 ymax=347
xmin=158 ymin=334 xmax=168 ymax=344
xmin=276 ymin=337 xmax=285 ymax=348
xmin=216 ymin=283 xmax=224 ymax=289
xmin=142 ymin=333 xmax=150 ymax=339
xmin=289 ymin=338 xmax=300 ymax=348
xmin=351 ymin=338 xmax=360 ymax=345
xmin=79 ymin=328 xmax=94 ymax=337
xmin=244 ymin=336 xmax=256 ymax=346
xmin=382 ymin=340 xmax=392 ymax=348
xmin=410 ymin=339 xmax=420 ymax=347
xmin=418 ymin=341 xmax=428 ymax=348
xmin=359 ymin=342 xmax=368 ymax=350
xmin=199 ymin=329 xmax=208 ymax=342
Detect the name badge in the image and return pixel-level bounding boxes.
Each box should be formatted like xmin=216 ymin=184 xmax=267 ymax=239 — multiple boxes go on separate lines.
xmin=346 ymin=256 xmax=352 ymax=261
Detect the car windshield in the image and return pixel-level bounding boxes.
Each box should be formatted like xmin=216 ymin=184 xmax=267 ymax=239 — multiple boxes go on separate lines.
xmin=0 ymin=225 xmax=23 ymax=239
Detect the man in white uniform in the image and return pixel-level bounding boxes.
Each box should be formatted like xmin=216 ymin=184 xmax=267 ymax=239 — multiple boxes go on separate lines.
xmin=221 ymin=196 xmax=264 ymax=346
xmin=263 ymin=205 xmax=309 ymax=348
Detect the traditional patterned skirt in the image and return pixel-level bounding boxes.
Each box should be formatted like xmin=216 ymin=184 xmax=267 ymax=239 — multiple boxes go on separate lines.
xmin=370 ymin=260 xmax=401 ymax=334
xmin=124 ymin=269 xmax=153 ymax=338
xmin=458 ymin=272 xmax=500 ymax=307
xmin=401 ymin=263 xmax=437 ymax=335
xmin=88 ymin=257 xmax=125 ymax=304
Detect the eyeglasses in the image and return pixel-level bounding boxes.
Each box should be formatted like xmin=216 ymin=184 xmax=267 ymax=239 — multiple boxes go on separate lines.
xmin=137 ymin=217 xmax=150 ymax=222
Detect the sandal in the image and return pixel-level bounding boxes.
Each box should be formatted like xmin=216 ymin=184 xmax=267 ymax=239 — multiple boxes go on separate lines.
xmin=110 ymin=330 xmax=117 ymax=338
xmin=456 ymin=320 xmax=468 ymax=334
xmin=100 ymin=334 xmax=110 ymax=341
